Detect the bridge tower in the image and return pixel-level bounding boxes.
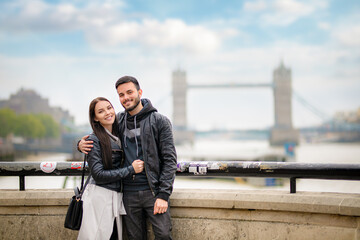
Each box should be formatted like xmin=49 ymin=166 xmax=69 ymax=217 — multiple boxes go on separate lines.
xmin=270 ymin=62 xmax=299 ymax=145
xmin=172 ymin=69 xmax=194 ymax=145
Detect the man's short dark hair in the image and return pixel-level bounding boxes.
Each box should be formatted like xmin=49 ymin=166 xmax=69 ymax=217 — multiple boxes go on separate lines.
xmin=115 ymin=76 xmax=140 ymax=90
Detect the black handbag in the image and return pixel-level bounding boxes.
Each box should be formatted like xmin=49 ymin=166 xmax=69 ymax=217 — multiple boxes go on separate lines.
xmin=64 ymin=155 xmax=90 ymax=230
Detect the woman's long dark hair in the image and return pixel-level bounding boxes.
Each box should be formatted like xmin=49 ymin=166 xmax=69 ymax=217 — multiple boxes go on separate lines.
xmin=89 ymin=97 xmax=120 ymax=169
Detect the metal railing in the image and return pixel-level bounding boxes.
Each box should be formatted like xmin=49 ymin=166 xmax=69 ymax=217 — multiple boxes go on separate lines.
xmin=1 ymin=161 xmax=360 ymax=193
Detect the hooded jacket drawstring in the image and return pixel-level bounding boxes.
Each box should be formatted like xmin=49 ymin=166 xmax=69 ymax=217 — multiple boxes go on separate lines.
xmin=123 ymin=112 xmax=128 ymax=148
xmin=123 ymin=112 xmax=139 ymax=158
xmin=134 ymin=115 xmax=139 ymax=157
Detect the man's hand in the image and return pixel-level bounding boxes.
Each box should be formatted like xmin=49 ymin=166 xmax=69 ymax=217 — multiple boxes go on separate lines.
xmin=132 ymin=160 xmax=144 ymax=173
xmin=153 ymin=198 xmax=168 ymax=215
xmin=78 ymin=135 xmax=94 ymax=154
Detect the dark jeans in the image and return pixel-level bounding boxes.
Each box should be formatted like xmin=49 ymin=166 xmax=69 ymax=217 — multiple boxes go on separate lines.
xmin=123 ymin=190 xmax=172 ymax=240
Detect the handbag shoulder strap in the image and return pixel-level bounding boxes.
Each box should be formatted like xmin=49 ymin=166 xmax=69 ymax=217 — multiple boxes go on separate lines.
xmin=80 ymin=175 xmax=91 ymax=197
xmin=80 ymin=154 xmax=87 ymax=190
xmin=74 ymin=154 xmax=90 ymax=198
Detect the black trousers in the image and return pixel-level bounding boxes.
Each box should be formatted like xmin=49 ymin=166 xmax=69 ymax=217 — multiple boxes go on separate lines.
xmin=123 ymin=190 xmax=172 ymax=240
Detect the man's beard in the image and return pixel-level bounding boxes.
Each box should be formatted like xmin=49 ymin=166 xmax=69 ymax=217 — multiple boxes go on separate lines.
xmin=124 ymin=95 xmax=141 ymax=112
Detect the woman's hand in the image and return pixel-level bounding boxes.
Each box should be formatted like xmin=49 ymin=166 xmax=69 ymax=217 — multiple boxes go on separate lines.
xmin=132 ymin=160 xmax=144 ymax=173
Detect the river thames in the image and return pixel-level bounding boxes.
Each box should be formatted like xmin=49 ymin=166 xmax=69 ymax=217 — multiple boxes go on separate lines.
xmin=1 ymin=140 xmax=360 ymax=194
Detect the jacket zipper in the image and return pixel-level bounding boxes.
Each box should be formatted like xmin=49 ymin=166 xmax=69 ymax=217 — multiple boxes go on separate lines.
xmin=141 ymin=123 xmax=155 ymax=197
xmin=111 ymin=147 xmax=124 ymax=192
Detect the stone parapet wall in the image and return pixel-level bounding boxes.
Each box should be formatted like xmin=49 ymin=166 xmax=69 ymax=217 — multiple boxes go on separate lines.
xmin=0 ymin=189 xmax=359 ymax=239
xmin=170 ymin=189 xmax=360 ymax=240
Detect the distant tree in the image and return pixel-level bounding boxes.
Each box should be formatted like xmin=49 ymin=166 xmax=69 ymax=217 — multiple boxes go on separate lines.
xmin=0 ymin=108 xmax=17 ymax=138
xmin=0 ymin=110 xmax=60 ymax=140
xmin=15 ymin=114 xmax=45 ymax=139
xmin=35 ymin=114 xmax=60 ymax=138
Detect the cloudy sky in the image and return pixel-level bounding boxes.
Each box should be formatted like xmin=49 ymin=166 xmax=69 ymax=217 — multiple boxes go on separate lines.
xmin=0 ymin=0 xmax=359 ymax=130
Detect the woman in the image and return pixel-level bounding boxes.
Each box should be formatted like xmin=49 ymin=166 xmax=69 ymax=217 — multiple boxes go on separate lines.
xmin=78 ymin=97 xmax=144 ymax=240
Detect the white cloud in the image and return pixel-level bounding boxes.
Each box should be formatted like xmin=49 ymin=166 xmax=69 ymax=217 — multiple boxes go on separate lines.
xmin=243 ymin=0 xmax=267 ymax=11
xmin=221 ymin=28 xmax=240 ymax=38
xmin=0 ymin=0 xmax=123 ymax=31
xmin=87 ymin=22 xmax=140 ymax=46
xmin=243 ymin=0 xmax=328 ymax=26
xmin=263 ymin=0 xmax=315 ymax=26
xmin=21 ymin=0 xmax=49 ymax=17
xmin=0 ymin=0 xmax=221 ymax=54
xmin=273 ymin=0 xmax=313 ymax=14
xmin=317 ymin=22 xmax=330 ymax=30
xmin=85 ymin=18 xmax=220 ymax=54
xmin=332 ymin=25 xmax=360 ymax=48
xmin=143 ymin=19 xmax=220 ymax=53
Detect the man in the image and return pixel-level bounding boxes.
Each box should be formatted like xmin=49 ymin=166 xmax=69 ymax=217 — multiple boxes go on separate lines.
xmin=78 ymin=76 xmax=177 ymax=239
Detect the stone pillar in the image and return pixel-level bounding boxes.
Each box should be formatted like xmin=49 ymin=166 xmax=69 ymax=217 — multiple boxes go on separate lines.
xmin=172 ymin=69 xmax=194 ymax=145
xmin=172 ymin=69 xmax=187 ymax=129
xmin=270 ymin=62 xmax=299 ymax=146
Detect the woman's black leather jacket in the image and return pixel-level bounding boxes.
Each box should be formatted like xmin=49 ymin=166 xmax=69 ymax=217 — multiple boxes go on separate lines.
xmin=87 ymin=133 xmax=135 ymax=192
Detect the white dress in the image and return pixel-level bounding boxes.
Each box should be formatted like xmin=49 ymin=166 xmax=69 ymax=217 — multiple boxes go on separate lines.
xmin=77 ymin=183 xmax=126 ymax=240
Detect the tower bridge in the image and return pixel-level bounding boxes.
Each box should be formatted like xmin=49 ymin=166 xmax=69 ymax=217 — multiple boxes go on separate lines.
xmin=172 ymin=62 xmax=299 ymax=146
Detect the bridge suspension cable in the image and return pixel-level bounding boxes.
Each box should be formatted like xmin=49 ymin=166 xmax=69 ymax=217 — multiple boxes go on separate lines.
xmin=292 ymin=90 xmax=330 ymax=121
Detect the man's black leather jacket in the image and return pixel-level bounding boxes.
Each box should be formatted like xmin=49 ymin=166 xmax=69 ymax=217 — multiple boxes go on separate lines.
xmin=87 ymin=133 xmax=135 ymax=192
xmin=118 ymin=111 xmax=177 ymax=200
